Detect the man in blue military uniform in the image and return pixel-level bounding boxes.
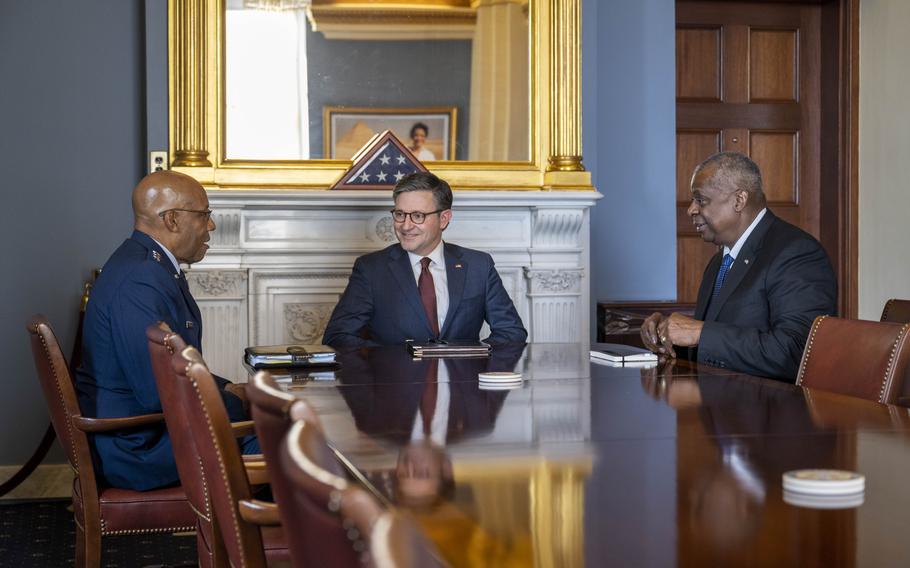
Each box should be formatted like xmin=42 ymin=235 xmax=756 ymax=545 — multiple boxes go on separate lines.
xmin=76 ymin=170 xmax=255 ymax=491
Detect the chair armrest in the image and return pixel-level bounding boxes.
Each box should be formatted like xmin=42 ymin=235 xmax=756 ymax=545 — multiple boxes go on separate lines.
xmin=231 ymin=420 xmax=256 ymax=437
xmin=71 ymin=413 xmax=165 ymax=432
xmin=238 ymin=499 xmax=281 ymax=526
xmin=243 ymin=455 xmax=269 ymax=485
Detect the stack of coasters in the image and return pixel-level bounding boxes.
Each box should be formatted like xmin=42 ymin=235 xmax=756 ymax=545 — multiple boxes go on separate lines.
xmin=478 ymin=371 xmax=523 ymax=390
xmin=782 ymin=469 xmax=865 ymax=509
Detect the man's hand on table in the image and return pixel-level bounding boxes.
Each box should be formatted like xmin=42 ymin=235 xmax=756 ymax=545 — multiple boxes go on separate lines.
xmin=641 ymin=312 xmax=705 ymax=359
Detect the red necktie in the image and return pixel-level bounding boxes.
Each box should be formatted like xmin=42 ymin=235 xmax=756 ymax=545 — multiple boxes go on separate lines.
xmin=420 ymin=359 xmax=439 ymax=435
xmin=418 ymin=257 xmax=439 ymax=337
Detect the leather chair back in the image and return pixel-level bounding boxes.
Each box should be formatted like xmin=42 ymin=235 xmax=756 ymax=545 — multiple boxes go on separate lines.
xmin=26 ymin=315 xmax=98 ymax=503
xmin=281 ymin=418 xmax=447 ymax=568
xmin=247 ymin=373 xmax=353 ymax=567
xmin=797 ymin=315 xmax=910 ymax=404
xmin=29 ymin=315 xmax=195 ymax=568
xmin=147 ymin=323 xmax=225 ymax=568
xmin=170 ymin=345 xmax=267 ymax=568
xmin=881 ymin=299 xmax=910 ymax=324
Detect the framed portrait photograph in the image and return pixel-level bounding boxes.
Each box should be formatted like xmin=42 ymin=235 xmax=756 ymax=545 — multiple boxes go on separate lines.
xmin=324 ymin=106 xmax=457 ymax=161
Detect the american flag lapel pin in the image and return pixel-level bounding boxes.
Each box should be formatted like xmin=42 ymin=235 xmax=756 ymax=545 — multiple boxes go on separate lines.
xmin=186 ymin=321 xmax=194 ymax=329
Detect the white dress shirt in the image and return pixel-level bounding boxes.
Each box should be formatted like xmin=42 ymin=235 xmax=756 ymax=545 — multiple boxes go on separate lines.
xmin=724 ymin=208 xmax=767 ymax=264
xmin=406 ymin=240 xmax=449 ymax=332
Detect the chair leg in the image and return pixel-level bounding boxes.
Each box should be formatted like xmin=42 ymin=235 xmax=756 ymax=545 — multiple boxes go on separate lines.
xmin=76 ymin=519 xmax=101 ymax=568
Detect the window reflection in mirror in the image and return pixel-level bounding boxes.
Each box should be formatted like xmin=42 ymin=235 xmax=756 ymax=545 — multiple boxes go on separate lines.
xmin=225 ymin=0 xmax=530 ymax=162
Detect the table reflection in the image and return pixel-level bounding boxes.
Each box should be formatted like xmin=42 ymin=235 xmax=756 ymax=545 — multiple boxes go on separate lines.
xmin=273 ymin=345 xmax=910 ymax=566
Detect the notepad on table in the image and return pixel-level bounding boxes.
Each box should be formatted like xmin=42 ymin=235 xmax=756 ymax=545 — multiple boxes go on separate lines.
xmin=590 ymin=342 xmax=658 ymax=363
xmin=244 ymin=344 xmax=336 ymax=368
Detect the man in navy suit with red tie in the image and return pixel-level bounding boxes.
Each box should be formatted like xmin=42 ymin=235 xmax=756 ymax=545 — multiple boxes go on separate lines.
xmin=76 ymin=171 xmax=254 ymax=491
xmin=641 ymin=152 xmax=837 ymax=381
xmin=323 ymin=172 xmax=527 ymax=348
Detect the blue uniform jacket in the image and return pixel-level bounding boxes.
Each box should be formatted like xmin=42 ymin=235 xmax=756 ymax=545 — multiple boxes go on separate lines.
xmin=75 ymin=230 xmax=245 ymax=490
xmin=322 ymin=242 xmax=527 ymax=348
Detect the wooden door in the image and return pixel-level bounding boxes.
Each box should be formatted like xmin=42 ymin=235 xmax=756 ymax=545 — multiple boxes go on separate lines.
xmin=675 ymin=2 xmax=821 ymax=303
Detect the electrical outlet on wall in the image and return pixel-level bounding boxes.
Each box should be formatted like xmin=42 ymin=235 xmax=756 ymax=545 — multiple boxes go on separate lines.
xmin=149 ymin=151 xmax=168 ymax=174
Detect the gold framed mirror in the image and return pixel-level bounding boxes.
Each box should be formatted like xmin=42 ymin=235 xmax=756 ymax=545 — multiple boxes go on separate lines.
xmin=168 ymin=0 xmax=591 ymax=191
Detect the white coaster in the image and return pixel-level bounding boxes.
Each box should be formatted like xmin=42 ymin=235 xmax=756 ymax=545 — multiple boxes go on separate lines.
xmin=782 ymin=469 xmax=865 ymax=496
xmin=783 ymin=490 xmax=865 ymax=510
xmin=479 ymin=382 xmax=523 ymax=391
xmin=478 ymin=371 xmax=522 ymax=382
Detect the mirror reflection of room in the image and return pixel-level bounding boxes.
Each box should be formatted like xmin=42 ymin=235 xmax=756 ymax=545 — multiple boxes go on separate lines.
xmin=225 ymin=0 xmax=530 ymax=162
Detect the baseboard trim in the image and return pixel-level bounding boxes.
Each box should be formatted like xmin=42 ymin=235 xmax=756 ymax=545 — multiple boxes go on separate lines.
xmin=0 ymin=464 xmax=73 ymax=500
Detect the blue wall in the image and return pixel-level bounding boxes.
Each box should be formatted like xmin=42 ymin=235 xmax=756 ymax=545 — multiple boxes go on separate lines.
xmin=583 ymin=0 xmax=677 ymax=336
xmin=0 ymin=1 xmax=145 ymax=464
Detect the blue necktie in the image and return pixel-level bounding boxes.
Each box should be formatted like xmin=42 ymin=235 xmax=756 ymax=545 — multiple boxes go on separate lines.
xmin=712 ymin=254 xmax=734 ymax=300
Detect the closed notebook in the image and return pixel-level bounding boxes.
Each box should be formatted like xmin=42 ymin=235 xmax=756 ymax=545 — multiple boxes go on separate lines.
xmin=590 ymin=342 xmax=658 ymax=363
xmin=408 ymin=340 xmax=491 ymax=358
xmin=244 ymin=344 xmax=336 ymax=368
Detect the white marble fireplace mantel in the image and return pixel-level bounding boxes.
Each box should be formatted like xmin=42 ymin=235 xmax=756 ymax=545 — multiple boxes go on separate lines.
xmin=187 ymin=189 xmax=602 ymax=379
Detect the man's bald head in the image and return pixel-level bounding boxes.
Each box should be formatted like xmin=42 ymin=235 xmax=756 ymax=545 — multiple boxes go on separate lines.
xmin=132 ymin=170 xmax=206 ymax=227
xmin=132 ymin=171 xmax=215 ymax=265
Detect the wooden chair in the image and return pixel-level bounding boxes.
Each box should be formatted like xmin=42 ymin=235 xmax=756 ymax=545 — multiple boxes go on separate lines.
xmin=881 ymin=298 xmax=910 ymax=324
xmin=279 ymin=405 xmax=448 ymax=567
xmin=148 ymin=322 xmax=285 ymax=567
xmin=247 ymin=372 xmax=355 ymax=566
xmin=796 ymin=315 xmax=910 ymax=404
xmin=168 ymin=342 xmax=290 ymax=567
xmin=26 ymin=315 xmax=195 ymax=568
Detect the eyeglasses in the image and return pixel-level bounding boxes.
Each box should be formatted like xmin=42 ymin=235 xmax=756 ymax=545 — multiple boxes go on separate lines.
xmin=158 ymin=208 xmax=213 ymax=221
xmin=390 ymin=209 xmax=444 ymax=225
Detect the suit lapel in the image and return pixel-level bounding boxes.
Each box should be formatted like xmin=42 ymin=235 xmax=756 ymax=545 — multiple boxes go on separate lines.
xmin=695 ymin=253 xmax=721 ymax=320
xmin=704 ymin=212 xmax=775 ymax=322
xmin=439 ymin=243 xmax=466 ymax=338
xmin=387 ymin=245 xmax=435 ymax=337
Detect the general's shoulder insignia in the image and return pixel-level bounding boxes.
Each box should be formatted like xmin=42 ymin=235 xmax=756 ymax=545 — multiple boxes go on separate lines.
xmin=151 ymin=250 xmax=161 ymax=262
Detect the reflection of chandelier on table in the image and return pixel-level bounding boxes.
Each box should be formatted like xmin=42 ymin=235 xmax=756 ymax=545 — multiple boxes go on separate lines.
xmin=243 ymin=0 xmax=310 ymax=11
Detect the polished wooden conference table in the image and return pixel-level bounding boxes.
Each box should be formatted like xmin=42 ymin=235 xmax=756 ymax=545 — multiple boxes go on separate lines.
xmin=270 ymin=343 xmax=910 ymax=567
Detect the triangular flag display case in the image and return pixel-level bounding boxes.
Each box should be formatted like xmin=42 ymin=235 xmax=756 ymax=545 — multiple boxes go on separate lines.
xmin=331 ymin=130 xmax=428 ymax=190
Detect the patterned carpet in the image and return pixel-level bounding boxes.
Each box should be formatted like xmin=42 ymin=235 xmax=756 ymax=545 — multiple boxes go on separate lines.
xmin=0 ymin=499 xmax=197 ymax=567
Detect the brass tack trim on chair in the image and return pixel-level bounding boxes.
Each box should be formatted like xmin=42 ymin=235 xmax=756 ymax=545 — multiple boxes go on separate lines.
xmin=101 ymin=523 xmax=195 ymax=536
xmin=36 ymin=323 xmax=79 ymax=471
xmin=163 ymin=332 xmax=177 ymax=354
xmin=878 ymin=323 xmax=910 ymax=403
xmin=198 ymin=454 xmax=212 ymax=521
xmin=186 ymin=357 xmax=245 ymax=561
xmin=882 ymin=299 xmax=896 ymax=322
xmin=796 ymin=315 xmax=827 ymax=385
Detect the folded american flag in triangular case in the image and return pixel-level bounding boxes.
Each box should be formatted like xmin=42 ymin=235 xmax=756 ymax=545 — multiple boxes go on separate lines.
xmin=331 ymin=130 xmax=428 ymax=190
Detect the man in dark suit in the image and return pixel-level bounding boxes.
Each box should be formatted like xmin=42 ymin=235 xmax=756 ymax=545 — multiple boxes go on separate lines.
xmin=323 ymin=172 xmax=527 ymax=348
xmin=76 ymin=171 xmax=254 ymax=491
xmin=641 ymin=152 xmax=837 ymax=381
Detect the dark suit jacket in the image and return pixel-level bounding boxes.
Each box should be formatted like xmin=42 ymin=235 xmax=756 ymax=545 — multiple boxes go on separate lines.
xmin=323 ymin=242 xmax=527 ymax=348
xmin=692 ymin=212 xmax=837 ymax=381
xmin=75 ymin=230 xmax=245 ymax=490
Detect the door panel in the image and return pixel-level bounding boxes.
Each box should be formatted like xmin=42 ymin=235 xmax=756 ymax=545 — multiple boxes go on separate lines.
xmin=676 ymin=27 xmax=722 ymax=101
xmin=676 ymin=1 xmax=821 ymax=303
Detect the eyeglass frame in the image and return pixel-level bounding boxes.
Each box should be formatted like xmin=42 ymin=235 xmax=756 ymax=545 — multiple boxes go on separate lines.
xmin=158 ymin=208 xmax=213 ymax=222
xmin=389 ymin=208 xmax=446 ymax=225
